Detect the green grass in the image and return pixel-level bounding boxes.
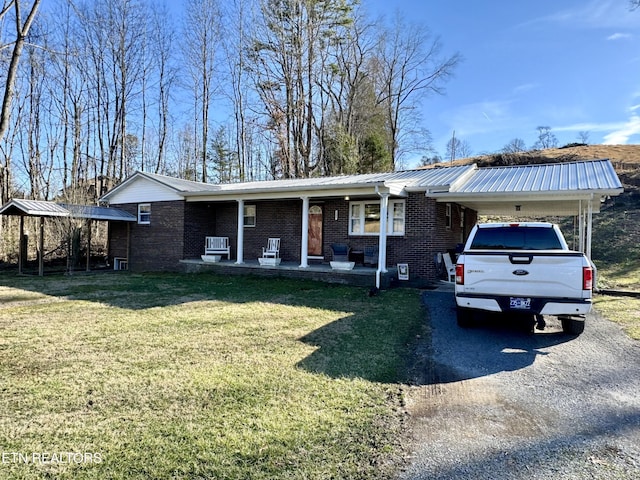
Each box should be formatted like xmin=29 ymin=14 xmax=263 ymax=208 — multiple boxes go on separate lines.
xmin=0 ymin=272 xmax=424 ymax=479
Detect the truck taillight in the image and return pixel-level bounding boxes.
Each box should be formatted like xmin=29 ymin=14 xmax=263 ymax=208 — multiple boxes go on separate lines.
xmin=583 ymin=266 xmax=593 ymax=290
xmin=456 ymin=264 xmax=464 ymax=285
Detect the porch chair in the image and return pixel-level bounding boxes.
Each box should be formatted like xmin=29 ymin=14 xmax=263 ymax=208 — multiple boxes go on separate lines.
xmin=363 ymin=245 xmax=379 ymax=266
xmin=330 ymin=243 xmax=351 ymax=262
xmin=262 ymin=238 xmax=281 ymax=258
xmin=441 ymin=252 xmax=456 ymax=283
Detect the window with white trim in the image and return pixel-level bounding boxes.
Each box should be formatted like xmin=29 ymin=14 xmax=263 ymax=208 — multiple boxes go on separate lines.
xmin=445 ymin=203 xmax=452 ymax=229
xmin=349 ymin=200 xmax=405 ymax=236
xmin=244 ymin=204 xmax=256 ymax=227
xmin=138 ymin=203 xmax=151 ymax=224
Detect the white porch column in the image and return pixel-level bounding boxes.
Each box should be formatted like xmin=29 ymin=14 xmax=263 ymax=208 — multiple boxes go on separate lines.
xmin=578 ymin=200 xmax=585 ymax=253
xmin=300 ymin=196 xmax=309 ymax=268
xmin=377 ymin=192 xmax=389 ymax=277
xmin=236 ymin=199 xmax=245 ymax=264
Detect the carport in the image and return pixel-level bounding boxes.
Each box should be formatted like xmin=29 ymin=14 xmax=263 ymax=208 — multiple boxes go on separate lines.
xmin=428 ymin=159 xmax=624 ymax=259
xmin=0 ymin=199 xmax=137 ymax=275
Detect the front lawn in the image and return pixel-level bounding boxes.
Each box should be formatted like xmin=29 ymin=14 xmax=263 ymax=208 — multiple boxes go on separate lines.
xmin=0 ymin=272 xmax=424 ymax=479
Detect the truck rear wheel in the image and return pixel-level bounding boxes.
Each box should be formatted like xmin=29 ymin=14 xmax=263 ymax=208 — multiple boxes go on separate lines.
xmin=457 ymin=307 xmax=474 ymax=328
xmin=560 ymin=316 xmax=585 ymax=335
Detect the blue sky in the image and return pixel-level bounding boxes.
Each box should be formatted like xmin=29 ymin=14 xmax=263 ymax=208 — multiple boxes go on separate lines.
xmin=366 ymin=0 xmax=640 ymax=162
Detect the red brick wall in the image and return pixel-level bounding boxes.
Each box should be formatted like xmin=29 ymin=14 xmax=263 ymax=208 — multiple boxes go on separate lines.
xmin=109 ymin=201 xmax=186 ymax=271
xmin=109 ymin=195 xmax=477 ymax=281
xmin=184 ymin=202 xmax=217 ymax=258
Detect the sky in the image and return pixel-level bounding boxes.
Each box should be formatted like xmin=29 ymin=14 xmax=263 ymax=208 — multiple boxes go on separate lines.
xmin=364 ymin=0 xmax=640 ymax=165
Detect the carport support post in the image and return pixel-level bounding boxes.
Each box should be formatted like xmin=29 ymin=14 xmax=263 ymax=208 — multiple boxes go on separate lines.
xmin=38 ymin=216 xmax=44 ymax=276
xmin=18 ymin=215 xmax=24 ymax=274
xmin=86 ymin=219 xmax=92 ymax=272
xmin=586 ymin=196 xmax=593 ymax=260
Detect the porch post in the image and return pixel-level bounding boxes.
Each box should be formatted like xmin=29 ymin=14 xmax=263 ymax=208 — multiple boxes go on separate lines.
xmin=18 ymin=215 xmax=24 ymax=274
xmin=236 ymin=199 xmax=245 ymax=264
xmin=377 ymin=192 xmax=389 ymax=274
xmin=586 ymin=195 xmax=593 ymax=260
xmin=578 ymin=200 xmax=585 ymax=253
xmin=300 ymin=196 xmax=309 ymax=268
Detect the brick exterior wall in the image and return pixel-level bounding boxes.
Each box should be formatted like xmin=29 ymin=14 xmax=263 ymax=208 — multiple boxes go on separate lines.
xmin=109 ymin=195 xmax=477 ymax=282
xmin=109 ymin=201 xmax=186 ymax=271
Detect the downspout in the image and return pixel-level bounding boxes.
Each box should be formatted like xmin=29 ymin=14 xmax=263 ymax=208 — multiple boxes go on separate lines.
xmin=376 ymin=187 xmax=389 ymax=289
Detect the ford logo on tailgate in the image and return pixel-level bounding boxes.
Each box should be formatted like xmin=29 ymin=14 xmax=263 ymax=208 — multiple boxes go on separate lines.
xmin=512 ymin=269 xmax=529 ymax=276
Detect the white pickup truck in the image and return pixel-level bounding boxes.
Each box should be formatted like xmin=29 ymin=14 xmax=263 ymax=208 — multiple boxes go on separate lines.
xmin=455 ymin=222 xmax=594 ymax=335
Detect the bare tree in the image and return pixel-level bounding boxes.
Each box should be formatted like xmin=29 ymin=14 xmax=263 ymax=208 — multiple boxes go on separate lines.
xmin=577 ymin=131 xmax=590 ymax=144
xmin=445 ymin=133 xmax=472 ymax=162
xmin=0 ymin=0 xmax=41 ymax=144
xmin=183 ymin=0 xmax=222 ymax=183
xmin=533 ymin=126 xmax=558 ymax=150
xmin=502 ymin=138 xmax=526 ymax=154
xmin=221 ymin=0 xmax=257 ymax=182
xmin=375 ymin=13 xmax=460 ymax=169
xmin=249 ymin=0 xmax=356 ymax=178
xmin=0 ymin=0 xmax=41 ymax=202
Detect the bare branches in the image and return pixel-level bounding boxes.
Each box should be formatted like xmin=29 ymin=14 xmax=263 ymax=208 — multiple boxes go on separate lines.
xmin=0 ymin=0 xmax=41 ymax=146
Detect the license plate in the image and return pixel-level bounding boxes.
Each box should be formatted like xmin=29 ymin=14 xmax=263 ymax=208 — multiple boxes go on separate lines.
xmin=510 ymin=297 xmax=531 ymax=309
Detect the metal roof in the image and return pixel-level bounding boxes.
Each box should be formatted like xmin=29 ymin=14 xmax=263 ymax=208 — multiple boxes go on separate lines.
xmin=180 ymin=164 xmax=477 ymax=196
xmin=100 ymin=159 xmax=623 ymax=207
xmin=453 ymin=159 xmax=622 ymax=194
xmin=0 ymin=199 xmax=136 ymax=221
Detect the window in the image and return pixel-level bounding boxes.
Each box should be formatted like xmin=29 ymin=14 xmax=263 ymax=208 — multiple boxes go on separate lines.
xmin=470 ymin=226 xmax=564 ymax=250
xmin=445 ymin=203 xmax=452 ymax=229
xmin=138 ymin=204 xmax=151 ymax=224
xmin=244 ymin=204 xmax=256 ymax=227
xmin=349 ymin=200 xmax=405 ymax=236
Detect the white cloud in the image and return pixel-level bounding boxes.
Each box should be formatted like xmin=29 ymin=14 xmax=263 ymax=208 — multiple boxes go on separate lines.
xmin=607 ymin=33 xmax=633 ymax=41
xmin=529 ymin=0 xmax=640 ymax=29
xmin=603 ymin=112 xmax=640 ymax=144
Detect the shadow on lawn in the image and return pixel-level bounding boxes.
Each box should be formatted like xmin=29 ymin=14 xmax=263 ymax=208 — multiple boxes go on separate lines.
xmin=296 ymin=313 xmax=416 ymax=384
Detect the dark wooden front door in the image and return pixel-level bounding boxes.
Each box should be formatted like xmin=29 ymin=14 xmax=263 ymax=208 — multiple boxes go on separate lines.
xmin=308 ymin=205 xmax=323 ymax=256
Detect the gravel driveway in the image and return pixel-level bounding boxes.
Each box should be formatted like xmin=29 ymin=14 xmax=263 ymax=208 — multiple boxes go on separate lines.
xmin=398 ymin=285 xmax=640 ymax=479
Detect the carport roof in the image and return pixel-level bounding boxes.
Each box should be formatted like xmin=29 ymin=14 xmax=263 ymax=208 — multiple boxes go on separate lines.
xmin=0 ymin=199 xmax=137 ymax=221
xmin=428 ymin=159 xmax=624 ymax=216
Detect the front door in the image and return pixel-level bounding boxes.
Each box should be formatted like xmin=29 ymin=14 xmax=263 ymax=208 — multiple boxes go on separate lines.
xmin=308 ymin=205 xmax=323 ymax=256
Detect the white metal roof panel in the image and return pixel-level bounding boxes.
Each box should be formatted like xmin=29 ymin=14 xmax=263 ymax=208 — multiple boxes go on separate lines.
xmin=454 ymin=159 xmax=622 ymax=194
xmin=63 ymin=204 xmax=137 ymax=221
xmin=0 ymin=199 xmax=137 ymax=221
xmin=0 ymin=199 xmax=70 ymax=217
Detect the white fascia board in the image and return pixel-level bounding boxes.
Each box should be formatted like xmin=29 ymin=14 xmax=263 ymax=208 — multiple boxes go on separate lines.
xmin=183 ymin=184 xmax=394 ymax=202
xmin=429 ymin=187 xmax=623 ymax=203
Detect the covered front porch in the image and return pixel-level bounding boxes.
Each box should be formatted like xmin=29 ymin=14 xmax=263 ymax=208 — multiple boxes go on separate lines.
xmin=184 ymin=187 xmax=410 ymax=289
xmin=179 ymin=258 xmax=405 ymax=289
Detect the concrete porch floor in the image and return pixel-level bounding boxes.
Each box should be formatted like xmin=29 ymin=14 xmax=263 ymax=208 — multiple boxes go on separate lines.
xmin=179 ymin=258 xmax=390 ymax=288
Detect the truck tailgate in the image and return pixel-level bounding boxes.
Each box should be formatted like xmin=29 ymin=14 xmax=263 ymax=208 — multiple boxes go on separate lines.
xmin=460 ymin=252 xmax=589 ymax=299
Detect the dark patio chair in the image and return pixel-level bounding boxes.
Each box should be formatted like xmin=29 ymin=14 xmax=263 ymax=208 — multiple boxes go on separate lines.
xmin=330 ymin=243 xmax=351 ymax=262
xmin=363 ymin=245 xmax=379 ymax=266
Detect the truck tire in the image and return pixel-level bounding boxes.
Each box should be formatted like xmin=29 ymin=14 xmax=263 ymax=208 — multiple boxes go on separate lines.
xmin=560 ymin=316 xmax=585 ymax=335
xmin=457 ymin=307 xmax=474 ymax=328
